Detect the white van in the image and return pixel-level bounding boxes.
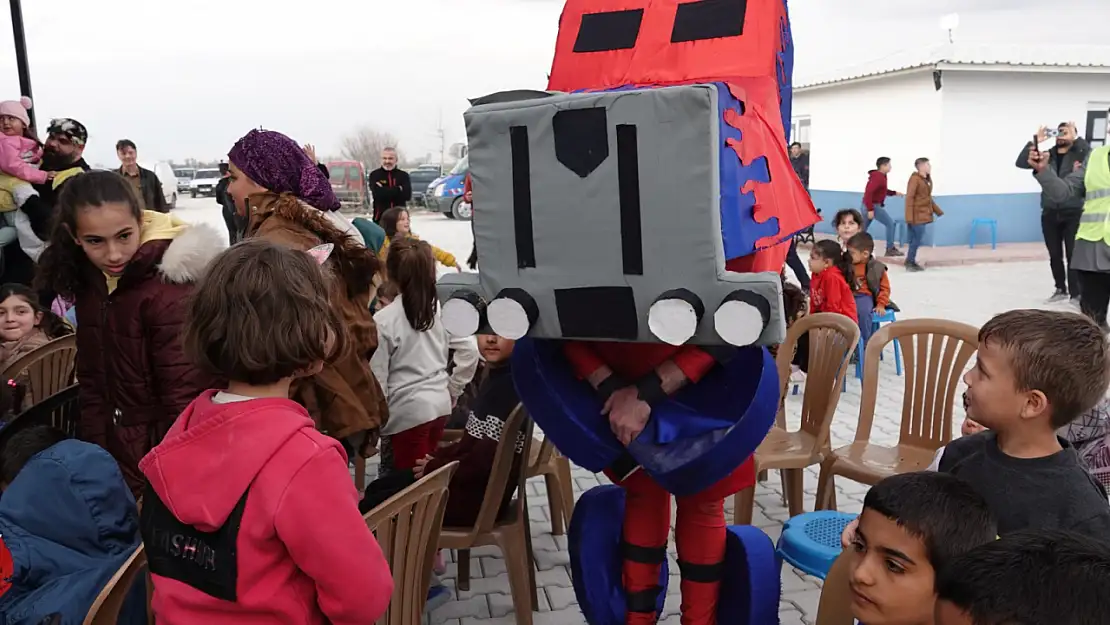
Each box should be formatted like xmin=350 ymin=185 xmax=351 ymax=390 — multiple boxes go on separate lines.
xmin=148 ymin=162 xmax=180 ymax=210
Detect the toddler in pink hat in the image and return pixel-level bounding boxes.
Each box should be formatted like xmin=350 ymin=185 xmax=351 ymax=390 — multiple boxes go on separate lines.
xmin=0 ymin=96 xmax=52 ymax=252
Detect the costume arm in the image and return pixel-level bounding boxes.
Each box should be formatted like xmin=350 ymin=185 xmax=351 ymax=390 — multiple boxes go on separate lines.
xmin=563 ymin=342 xmax=610 ymax=381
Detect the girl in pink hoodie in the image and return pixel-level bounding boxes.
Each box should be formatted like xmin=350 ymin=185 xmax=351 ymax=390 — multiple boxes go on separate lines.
xmin=0 ymin=97 xmax=52 ymax=251
xmin=138 ymin=239 xmax=393 ymax=625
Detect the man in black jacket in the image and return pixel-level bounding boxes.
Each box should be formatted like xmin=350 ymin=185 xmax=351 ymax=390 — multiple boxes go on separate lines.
xmin=1017 ymin=122 xmax=1090 ymax=303
xmin=368 ymin=147 xmax=411 ymax=222
xmin=2 ymin=118 xmax=90 ymax=287
xmin=115 ymin=139 xmax=167 ymax=213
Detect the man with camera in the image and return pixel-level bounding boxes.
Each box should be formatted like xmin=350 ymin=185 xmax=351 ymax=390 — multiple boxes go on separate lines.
xmin=1017 ymin=122 xmax=1090 ymax=303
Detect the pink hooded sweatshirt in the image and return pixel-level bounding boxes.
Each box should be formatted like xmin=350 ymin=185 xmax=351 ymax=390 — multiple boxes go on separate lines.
xmin=138 ymin=391 xmax=393 ymax=625
xmin=0 ymin=134 xmax=47 ymax=184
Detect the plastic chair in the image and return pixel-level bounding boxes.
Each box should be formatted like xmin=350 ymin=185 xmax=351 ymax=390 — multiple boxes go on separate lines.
xmin=1 ymin=334 xmax=77 ymax=408
xmin=0 ymin=385 xmax=80 ymax=452
xmin=776 ymin=511 xmax=857 ymax=580
xmin=855 ymin=307 xmax=903 ymax=379
xmin=526 ymin=435 xmax=576 ymax=536
xmin=83 ymin=545 xmax=148 ymax=625
xmin=969 ymin=218 xmax=998 ymax=250
xmin=891 ymin=219 xmax=906 ymax=247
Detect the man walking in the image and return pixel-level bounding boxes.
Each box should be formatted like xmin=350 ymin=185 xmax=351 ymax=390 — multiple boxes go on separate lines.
xmin=789 ymin=142 xmax=809 ymax=188
xmin=785 ymin=142 xmax=811 ymax=291
xmin=368 ymin=147 xmax=411 ymax=222
xmin=1017 ymin=122 xmax=1089 ymax=303
xmin=115 ymin=139 xmax=167 ymax=213
xmin=214 ymin=162 xmax=241 ymax=245
xmin=2 ymin=118 xmax=90 ymax=287
xmin=862 ymin=157 xmax=904 ymax=257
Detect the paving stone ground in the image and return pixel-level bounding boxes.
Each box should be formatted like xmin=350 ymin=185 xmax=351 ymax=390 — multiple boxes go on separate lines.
xmin=172 ymin=202 xmax=1066 ymax=625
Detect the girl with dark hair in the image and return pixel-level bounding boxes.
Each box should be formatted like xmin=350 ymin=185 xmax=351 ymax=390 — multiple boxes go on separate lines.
xmin=807 ymin=239 xmax=858 ymax=322
xmin=227 ymin=128 xmax=386 ymax=458
xmin=379 ymin=207 xmax=461 ymax=272
xmin=371 ymin=237 xmax=477 ymax=471
xmin=34 ymin=170 xmax=224 ymax=495
xmin=0 ymin=282 xmax=71 ymax=416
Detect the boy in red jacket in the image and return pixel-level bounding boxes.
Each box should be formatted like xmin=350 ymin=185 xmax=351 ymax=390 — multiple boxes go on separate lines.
xmin=862 ymin=157 xmax=905 ymax=257
xmin=139 ymin=240 xmax=392 ymax=625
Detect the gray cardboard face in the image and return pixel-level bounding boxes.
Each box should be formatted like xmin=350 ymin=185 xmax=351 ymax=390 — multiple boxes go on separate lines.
xmin=438 ymin=84 xmax=785 ymax=347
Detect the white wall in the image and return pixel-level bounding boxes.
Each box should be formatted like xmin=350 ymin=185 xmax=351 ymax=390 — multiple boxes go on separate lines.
xmin=937 ymin=71 xmax=1110 ymax=196
xmin=793 ymin=70 xmax=943 ymax=193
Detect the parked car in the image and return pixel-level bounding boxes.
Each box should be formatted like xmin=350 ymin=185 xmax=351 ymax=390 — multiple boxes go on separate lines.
xmin=408 ymin=165 xmax=443 ymax=205
xmin=189 ymin=168 xmax=222 ymax=198
xmin=150 ymin=162 xmax=179 ymax=210
xmin=173 ymin=167 xmax=195 ymax=193
xmin=429 ymin=156 xmax=470 ymax=220
xmin=326 ymin=160 xmax=367 ymax=208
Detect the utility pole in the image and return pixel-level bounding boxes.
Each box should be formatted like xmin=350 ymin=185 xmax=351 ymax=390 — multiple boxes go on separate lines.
xmin=435 ymin=111 xmax=446 ymax=170
xmin=10 ymin=0 xmax=35 ymax=130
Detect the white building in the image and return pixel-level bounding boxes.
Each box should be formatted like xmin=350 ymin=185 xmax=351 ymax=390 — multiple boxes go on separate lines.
xmin=791 ymin=43 xmax=1110 ymax=245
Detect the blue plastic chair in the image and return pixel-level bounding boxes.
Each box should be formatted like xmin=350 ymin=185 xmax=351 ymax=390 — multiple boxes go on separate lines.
xmin=855 ymin=307 xmax=903 ymax=379
xmin=890 ymin=219 xmax=906 ymax=247
xmin=776 ymin=511 xmax=857 ymax=580
xmin=969 ymin=218 xmax=997 ymax=250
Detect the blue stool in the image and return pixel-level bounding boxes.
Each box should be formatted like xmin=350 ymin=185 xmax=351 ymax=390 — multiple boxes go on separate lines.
xmin=969 ymin=218 xmax=998 ymax=250
xmin=891 ymin=219 xmax=907 ymax=247
xmin=856 ymin=307 xmax=904 ymax=379
xmin=776 ymin=511 xmax=857 ymax=580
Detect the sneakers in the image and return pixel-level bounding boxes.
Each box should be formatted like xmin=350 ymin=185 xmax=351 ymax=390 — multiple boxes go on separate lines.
xmin=885 ymin=246 xmax=904 ymax=257
xmin=905 ymin=262 xmax=924 ymax=272
xmin=1070 ymin=296 xmax=1082 ymax=310
xmin=426 ymin=584 xmax=452 ymax=612
xmin=1047 ymin=289 xmax=1069 ymax=303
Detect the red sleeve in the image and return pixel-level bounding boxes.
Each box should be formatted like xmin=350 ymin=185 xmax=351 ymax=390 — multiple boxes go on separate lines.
xmin=832 ymin=279 xmax=858 ymax=322
xmin=464 ymin=173 xmax=472 ymax=194
xmin=862 ymin=176 xmax=879 ymax=210
xmin=671 ymin=346 xmax=717 ymax=384
xmin=563 ymin=342 xmax=607 ymax=379
xmin=276 ymin=448 xmax=394 ymax=625
xmin=144 ymin=283 xmax=223 ymax=417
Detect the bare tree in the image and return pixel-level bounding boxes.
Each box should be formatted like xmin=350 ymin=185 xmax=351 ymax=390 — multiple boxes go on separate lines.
xmin=340 ymin=126 xmax=402 ymax=171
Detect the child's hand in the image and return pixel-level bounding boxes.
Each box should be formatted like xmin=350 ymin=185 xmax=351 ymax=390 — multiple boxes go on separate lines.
xmin=454 ymin=263 xmax=463 ymax=273
xmin=961 ymin=418 xmax=986 ymax=437
xmin=413 ymin=454 xmax=433 ymax=479
xmin=841 ymin=517 xmax=859 ymax=550
xmin=45 ymin=171 xmax=56 ymax=180
xmin=872 ymin=306 xmax=884 ymax=316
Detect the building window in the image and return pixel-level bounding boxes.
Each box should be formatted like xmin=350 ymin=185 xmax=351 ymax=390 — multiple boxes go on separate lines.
xmin=1086 ymin=107 xmax=1108 ymax=148
xmin=790 ymin=117 xmax=811 ymax=151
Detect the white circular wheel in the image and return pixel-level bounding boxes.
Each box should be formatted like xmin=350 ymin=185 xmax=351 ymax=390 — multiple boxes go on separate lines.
xmin=714 ymin=299 xmax=766 ymax=346
xmin=488 ymin=297 xmax=531 ymax=340
xmin=442 ymin=297 xmax=481 ymax=337
xmin=648 ymin=297 xmax=699 ymax=346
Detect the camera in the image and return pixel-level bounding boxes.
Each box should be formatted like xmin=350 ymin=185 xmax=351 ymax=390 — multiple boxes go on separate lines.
xmin=1045 ymin=128 xmax=1060 ymax=138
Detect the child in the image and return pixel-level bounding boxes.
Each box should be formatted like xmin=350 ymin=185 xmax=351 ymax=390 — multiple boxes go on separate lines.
xmin=770 ymin=278 xmax=809 ymax=377
xmin=34 ymin=171 xmax=224 ymax=496
xmin=379 ymin=207 xmax=462 ymax=272
xmin=903 ymin=158 xmax=943 ymax=273
xmin=845 ymin=472 xmax=996 ymax=625
xmin=932 ymin=309 xmax=1110 ymax=537
xmin=0 ymin=426 xmax=146 ymax=625
xmin=833 ymin=208 xmax=864 ymax=250
xmin=371 ymin=237 xmax=478 ymax=471
xmin=846 ymin=232 xmax=892 ymax=347
xmin=862 ymin=157 xmax=904 ymax=257
xmin=139 ymin=239 xmax=392 ymax=625
xmin=374 ymin=280 xmax=399 ymax=313
xmin=808 ymin=239 xmax=858 ymax=323
xmin=0 ymin=283 xmax=73 ymax=415
xmin=0 ymin=98 xmax=52 ymax=251
xmin=935 ymin=530 xmax=1110 ymax=625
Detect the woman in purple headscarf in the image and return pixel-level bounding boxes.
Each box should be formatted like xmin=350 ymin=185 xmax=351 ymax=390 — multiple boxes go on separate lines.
xmin=227 ymin=128 xmax=387 ymax=454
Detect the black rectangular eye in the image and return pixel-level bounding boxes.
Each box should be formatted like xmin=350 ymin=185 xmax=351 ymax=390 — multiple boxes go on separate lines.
xmin=574 ymin=9 xmax=644 ymax=53
xmin=671 ymin=0 xmax=747 ymax=43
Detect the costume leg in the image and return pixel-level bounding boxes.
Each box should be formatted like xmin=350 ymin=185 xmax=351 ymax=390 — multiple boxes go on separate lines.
xmin=621 ymin=472 xmax=671 ymax=625
xmin=674 ymin=493 xmax=727 ymax=625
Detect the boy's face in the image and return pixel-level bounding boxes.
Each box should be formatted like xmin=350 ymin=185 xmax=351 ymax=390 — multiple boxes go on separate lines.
xmin=848 ymin=509 xmax=937 ymax=625
xmin=934 ymin=600 xmax=974 ymax=625
xmin=962 ymin=340 xmax=1048 ymax=431
xmin=478 ymin=334 xmax=515 ymax=364
xmin=849 ymin=247 xmax=871 ymax=264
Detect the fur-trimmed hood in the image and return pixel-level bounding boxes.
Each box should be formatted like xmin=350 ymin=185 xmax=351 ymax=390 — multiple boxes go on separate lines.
xmin=157 ymin=221 xmax=227 ymax=284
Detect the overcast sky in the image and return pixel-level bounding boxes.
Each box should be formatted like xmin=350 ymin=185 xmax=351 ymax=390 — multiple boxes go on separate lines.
xmin=0 ymin=0 xmax=1105 ymax=167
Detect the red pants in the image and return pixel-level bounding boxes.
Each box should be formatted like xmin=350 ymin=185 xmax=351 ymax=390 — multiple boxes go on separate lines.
xmin=611 ymin=459 xmax=754 ymax=625
xmin=390 ymin=416 xmax=447 ymax=470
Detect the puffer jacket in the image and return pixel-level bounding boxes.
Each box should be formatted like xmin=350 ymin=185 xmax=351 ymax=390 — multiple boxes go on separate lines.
xmin=74 ymin=213 xmax=225 ymax=496
xmin=245 ymin=192 xmax=388 ymax=448
xmin=0 ymin=440 xmax=146 ymax=625
xmin=904 ymin=172 xmax=944 ymax=225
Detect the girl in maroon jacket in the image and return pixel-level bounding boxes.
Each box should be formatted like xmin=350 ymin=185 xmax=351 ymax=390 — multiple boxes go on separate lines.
xmin=35 ymin=171 xmax=224 ymax=495
xmin=807 ymin=239 xmax=859 ymax=322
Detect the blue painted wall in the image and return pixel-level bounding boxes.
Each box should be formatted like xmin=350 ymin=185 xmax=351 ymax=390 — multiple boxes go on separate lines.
xmin=807 ymin=190 xmax=1044 ymax=247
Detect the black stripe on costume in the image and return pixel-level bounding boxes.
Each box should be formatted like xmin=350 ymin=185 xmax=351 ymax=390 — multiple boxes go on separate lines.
xmin=574 ymin=9 xmax=644 ymax=53
xmin=678 ymin=559 xmax=726 ymax=583
xmin=616 ymin=124 xmax=643 ymax=276
xmin=626 ymin=587 xmax=663 ymax=613
xmin=671 ymin=0 xmax=748 ymax=43
xmin=621 ymin=542 xmax=667 ymax=564
xmin=509 ymin=126 xmax=536 ymax=268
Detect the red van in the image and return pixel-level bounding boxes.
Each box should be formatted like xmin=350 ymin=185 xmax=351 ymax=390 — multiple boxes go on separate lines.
xmin=326 ymin=160 xmax=367 ymax=208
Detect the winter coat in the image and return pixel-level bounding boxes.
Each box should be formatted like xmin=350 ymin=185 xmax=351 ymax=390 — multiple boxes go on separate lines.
xmin=809 ymin=268 xmax=858 ymax=322
xmin=1016 ymin=137 xmax=1090 ymax=214
xmin=74 ymin=212 xmax=225 ymax=496
xmin=862 ymin=169 xmax=897 ymax=211
xmin=138 ymin=391 xmax=393 ymax=625
xmin=904 ymin=172 xmax=944 ymax=225
xmin=0 ymin=440 xmax=146 ymax=625
xmin=244 ymin=192 xmax=388 ymax=444
xmin=116 ymin=166 xmax=168 ymax=213
xmin=368 ymin=168 xmax=412 ymax=220
xmin=0 ymin=135 xmax=47 ymax=186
